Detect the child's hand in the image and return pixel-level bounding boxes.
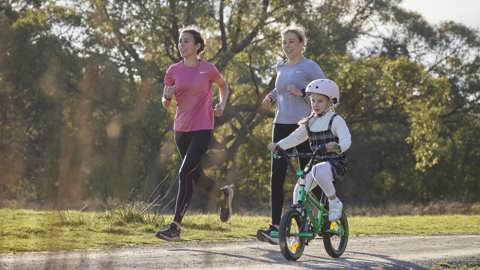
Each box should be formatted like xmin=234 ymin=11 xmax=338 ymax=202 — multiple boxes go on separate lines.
xmin=267 ymin=143 xmax=278 ymax=152
xmin=326 ymin=142 xmax=341 ymax=153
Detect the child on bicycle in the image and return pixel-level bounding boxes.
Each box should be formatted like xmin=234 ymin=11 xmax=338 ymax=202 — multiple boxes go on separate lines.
xmin=267 ymin=78 xmax=351 ymax=221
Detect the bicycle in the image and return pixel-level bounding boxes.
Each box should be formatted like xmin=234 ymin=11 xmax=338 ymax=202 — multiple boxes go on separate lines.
xmin=270 ymin=147 xmax=349 ymax=261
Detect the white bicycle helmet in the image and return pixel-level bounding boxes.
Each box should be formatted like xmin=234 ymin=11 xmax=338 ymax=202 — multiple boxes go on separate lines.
xmin=305 ymin=79 xmax=340 ymax=107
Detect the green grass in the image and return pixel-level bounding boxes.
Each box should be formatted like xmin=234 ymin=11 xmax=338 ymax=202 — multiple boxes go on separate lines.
xmin=0 ymin=208 xmax=479 ymax=253
xmin=349 ymin=215 xmax=480 ymax=235
xmin=432 ymin=261 xmax=480 ymax=270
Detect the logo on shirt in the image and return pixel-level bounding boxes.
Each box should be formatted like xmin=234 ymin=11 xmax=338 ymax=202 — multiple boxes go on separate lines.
xmin=199 ymin=71 xmax=208 ymax=74
xmin=295 ymin=70 xmax=305 ymax=74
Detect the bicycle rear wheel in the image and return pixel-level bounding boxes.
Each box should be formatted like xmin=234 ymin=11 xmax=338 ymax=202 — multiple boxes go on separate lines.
xmin=322 ymin=210 xmax=349 ymax=258
xmin=279 ymin=208 xmax=306 ymax=261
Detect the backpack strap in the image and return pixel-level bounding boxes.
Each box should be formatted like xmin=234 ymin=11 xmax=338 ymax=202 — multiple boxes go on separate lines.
xmin=328 ymin=114 xmax=337 ymax=130
xmin=305 ymin=120 xmax=312 ymax=136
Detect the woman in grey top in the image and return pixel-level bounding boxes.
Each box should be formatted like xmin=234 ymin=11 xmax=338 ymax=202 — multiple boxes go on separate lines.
xmin=257 ymin=25 xmax=325 ymax=244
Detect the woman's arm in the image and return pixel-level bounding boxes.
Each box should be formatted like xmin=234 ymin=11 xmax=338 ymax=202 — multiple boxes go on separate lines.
xmin=213 ymin=75 xmax=229 ymax=117
xmin=162 ymin=85 xmax=175 ymax=108
xmin=309 ymin=61 xmax=325 ymax=81
xmin=262 ymin=88 xmax=277 ymax=108
xmin=300 ymin=60 xmax=326 ymax=102
xmin=162 ymin=65 xmax=175 ymax=108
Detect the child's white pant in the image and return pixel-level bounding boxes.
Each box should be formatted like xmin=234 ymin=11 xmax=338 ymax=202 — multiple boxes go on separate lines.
xmin=293 ymin=161 xmax=336 ymax=203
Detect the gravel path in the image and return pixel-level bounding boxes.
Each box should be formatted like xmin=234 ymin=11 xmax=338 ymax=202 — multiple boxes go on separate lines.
xmin=1 ymin=235 xmax=480 ymax=270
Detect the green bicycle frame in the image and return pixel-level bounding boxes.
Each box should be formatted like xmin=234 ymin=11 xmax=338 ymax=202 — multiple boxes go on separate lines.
xmin=270 ymin=151 xmax=344 ymax=239
xmin=295 ymin=170 xmax=328 ymax=239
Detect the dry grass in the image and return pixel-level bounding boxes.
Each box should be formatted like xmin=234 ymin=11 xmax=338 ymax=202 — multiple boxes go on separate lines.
xmin=347 ymin=202 xmax=480 ymax=216
xmin=1 ymin=207 xmax=479 ymax=253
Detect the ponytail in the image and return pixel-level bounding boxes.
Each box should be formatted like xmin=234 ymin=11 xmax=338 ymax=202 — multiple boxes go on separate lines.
xmin=298 ymin=111 xmax=316 ymax=126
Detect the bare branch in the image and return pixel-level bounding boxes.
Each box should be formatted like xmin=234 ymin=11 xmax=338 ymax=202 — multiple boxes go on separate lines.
xmin=218 ymin=0 xmax=227 ymax=51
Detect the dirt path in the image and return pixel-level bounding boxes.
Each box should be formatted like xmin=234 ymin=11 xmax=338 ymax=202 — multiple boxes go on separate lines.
xmin=1 ymin=235 xmax=479 ymax=270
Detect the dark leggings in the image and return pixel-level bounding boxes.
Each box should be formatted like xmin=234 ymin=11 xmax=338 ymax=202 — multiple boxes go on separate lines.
xmin=271 ymin=124 xmax=311 ymax=225
xmin=173 ymin=129 xmax=212 ymax=224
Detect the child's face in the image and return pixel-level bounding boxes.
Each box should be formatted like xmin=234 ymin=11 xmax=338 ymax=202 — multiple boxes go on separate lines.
xmin=310 ymin=93 xmax=330 ymax=114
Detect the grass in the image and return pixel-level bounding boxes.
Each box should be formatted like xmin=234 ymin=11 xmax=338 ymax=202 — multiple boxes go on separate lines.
xmin=0 ymin=208 xmax=479 ymax=253
xmin=432 ymin=261 xmax=480 ymax=270
xmin=349 ymin=215 xmax=480 ymax=235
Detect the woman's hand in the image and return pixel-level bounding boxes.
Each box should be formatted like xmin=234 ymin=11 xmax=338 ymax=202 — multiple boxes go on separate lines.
xmin=213 ymin=77 xmax=229 ymax=117
xmin=267 ymin=142 xmax=278 ymax=152
xmin=214 ymin=101 xmax=226 ymax=117
xmin=261 ymin=95 xmax=274 ymax=109
xmin=162 ymin=85 xmax=176 ymax=108
xmin=164 ymin=85 xmax=175 ymax=98
xmin=326 ymin=142 xmax=341 ymax=153
xmin=162 ymin=97 xmax=171 ymax=108
xmin=286 ymin=84 xmax=303 ymax=97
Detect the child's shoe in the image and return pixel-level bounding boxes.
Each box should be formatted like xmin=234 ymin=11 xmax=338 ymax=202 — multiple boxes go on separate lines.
xmin=328 ymin=198 xmax=343 ymax=221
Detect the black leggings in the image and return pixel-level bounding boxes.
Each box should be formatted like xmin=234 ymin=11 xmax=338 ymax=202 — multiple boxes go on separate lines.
xmin=271 ymin=124 xmax=311 ymax=225
xmin=173 ymin=130 xmax=212 ymax=224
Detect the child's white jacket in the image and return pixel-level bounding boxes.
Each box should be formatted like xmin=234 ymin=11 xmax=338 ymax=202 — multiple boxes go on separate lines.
xmin=277 ymin=110 xmax=352 ymax=153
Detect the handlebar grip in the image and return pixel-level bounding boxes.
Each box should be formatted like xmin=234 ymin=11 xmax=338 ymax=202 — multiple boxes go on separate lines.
xmin=313 ymin=144 xmax=327 ymax=156
xmin=272 ymin=146 xmax=287 ymax=159
xmin=276 ymin=146 xmax=287 ymax=156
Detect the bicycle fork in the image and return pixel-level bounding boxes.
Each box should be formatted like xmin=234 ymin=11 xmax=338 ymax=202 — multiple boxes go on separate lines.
xmin=296 ymin=178 xmax=316 ymax=240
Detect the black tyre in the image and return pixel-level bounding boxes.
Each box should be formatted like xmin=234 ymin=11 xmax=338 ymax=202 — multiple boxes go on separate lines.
xmin=322 ymin=211 xmax=349 ymax=258
xmin=279 ymin=208 xmax=306 ymax=261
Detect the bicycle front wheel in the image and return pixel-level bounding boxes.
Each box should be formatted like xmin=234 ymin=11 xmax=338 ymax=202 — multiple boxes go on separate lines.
xmin=279 ymin=208 xmax=306 ymax=261
xmin=322 ymin=211 xmax=349 ymax=258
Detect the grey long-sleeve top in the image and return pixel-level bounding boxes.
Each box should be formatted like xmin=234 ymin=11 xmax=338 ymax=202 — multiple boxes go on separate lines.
xmin=268 ymin=57 xmax=325 ymax=124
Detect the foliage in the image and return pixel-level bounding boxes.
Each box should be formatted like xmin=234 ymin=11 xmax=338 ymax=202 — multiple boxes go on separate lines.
xmin=0 ymin=0 xmax=479 ymax=210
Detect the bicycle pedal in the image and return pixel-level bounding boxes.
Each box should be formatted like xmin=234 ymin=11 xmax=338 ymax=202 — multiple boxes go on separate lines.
xmin=298 ymin=231 xmax=314 ymax=238
xmin=329 ymin=221 xmax=338 ymax=230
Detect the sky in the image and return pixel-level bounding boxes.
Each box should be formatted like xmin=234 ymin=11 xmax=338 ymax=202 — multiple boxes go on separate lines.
xmin=401 ymin=0 xmax=480 ymax=30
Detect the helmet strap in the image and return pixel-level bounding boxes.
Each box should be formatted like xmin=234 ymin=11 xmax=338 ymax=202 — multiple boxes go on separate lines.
xmin=314 ymin=107 xmax=331 ymax=117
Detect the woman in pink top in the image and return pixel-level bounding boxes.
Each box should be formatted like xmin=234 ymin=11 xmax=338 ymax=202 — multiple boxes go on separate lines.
xmin=155 ymin=27 xmax=230 ymax=241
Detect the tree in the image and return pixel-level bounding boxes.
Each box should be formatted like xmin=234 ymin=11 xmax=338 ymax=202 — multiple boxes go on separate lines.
xmin=1 ymin=0 xmax=479 ymax=209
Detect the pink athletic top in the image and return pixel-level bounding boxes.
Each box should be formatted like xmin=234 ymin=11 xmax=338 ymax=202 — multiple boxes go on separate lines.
xmin=164 ymin=60 xmax=221 ymax=131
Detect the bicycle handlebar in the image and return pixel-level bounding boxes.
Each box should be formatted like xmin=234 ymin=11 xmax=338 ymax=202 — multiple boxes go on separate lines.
xmin=273 ymin=152 xmax=314 ymax=159
xmin=273 ymin=146 xmax=328 ymax=176
xmin=273 ymin=145 xmax=326 ymax=160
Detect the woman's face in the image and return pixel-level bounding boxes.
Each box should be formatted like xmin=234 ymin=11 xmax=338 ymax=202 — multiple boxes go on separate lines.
xmin=282 ymin=31 xmax=303 ymax=60
xmin=178 ymin=32 xmax=199 ymax=58
xmin=310 ymin=93 xmax=330 ymax=114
